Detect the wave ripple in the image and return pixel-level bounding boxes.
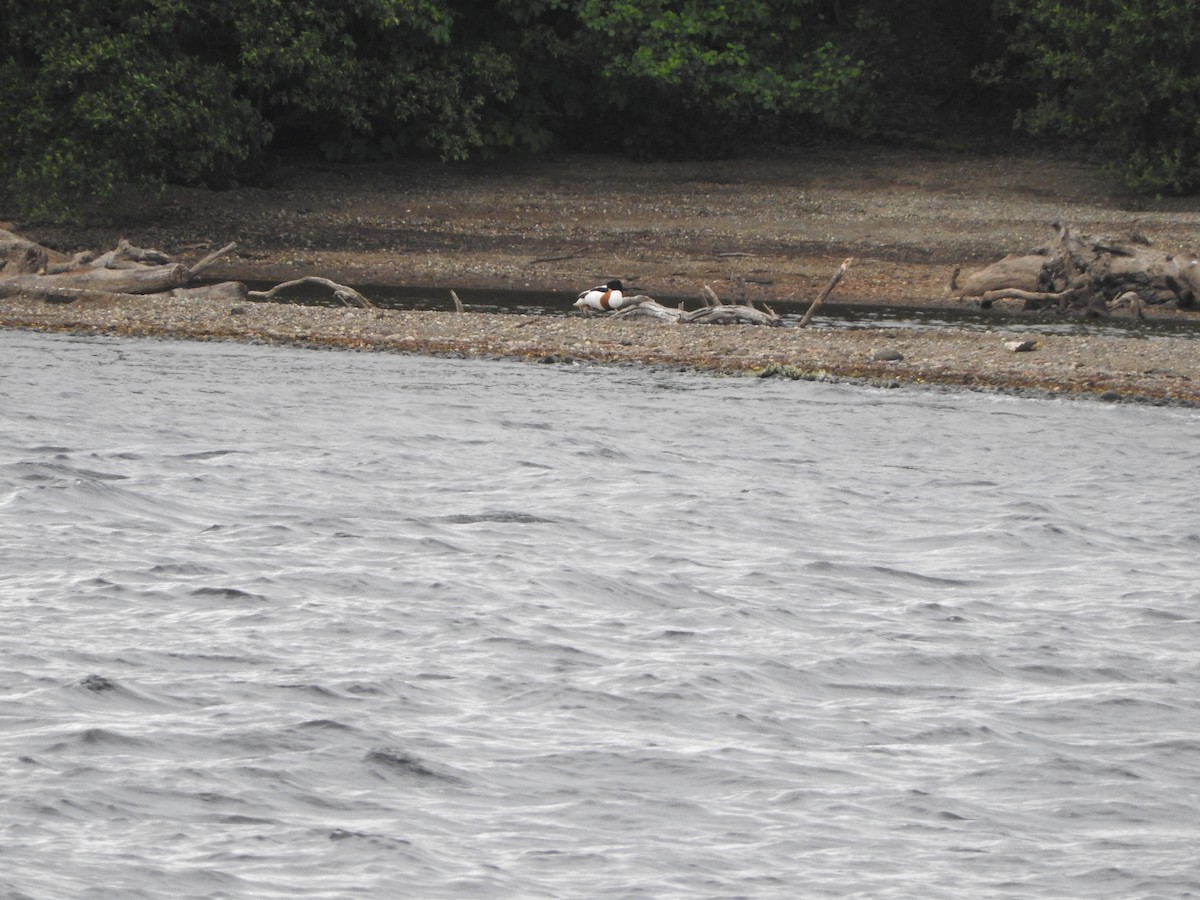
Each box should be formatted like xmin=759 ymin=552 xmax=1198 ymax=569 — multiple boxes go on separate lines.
xmin=3 ymin=332 xmax=1200 ymax=898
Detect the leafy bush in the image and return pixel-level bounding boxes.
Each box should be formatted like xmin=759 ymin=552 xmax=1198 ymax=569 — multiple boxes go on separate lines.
xmin=0 ymin=1 xmax=265 ymax=221
xmin=7 ymin=0 xmax=1198 ymax=220
xmin=999 ymin=0 xmax=1200 ymax=193
xmin=575 ymin=0 xmax=871 ymax=158
xmin=0 ymin=0 xmax=519 ymax=221
xmin=838 ymin=0 xmax=1013 ymax=137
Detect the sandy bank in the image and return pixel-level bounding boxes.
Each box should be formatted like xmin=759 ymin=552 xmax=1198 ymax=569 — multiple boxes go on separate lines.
xmin=4 ymin=144 xmax=1200 ymax=403
xmin=2 ymin=290 xmax=1197 ymax=404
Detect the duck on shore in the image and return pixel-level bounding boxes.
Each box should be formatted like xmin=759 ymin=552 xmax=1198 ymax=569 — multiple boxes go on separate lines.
xmin=574 ymin=280 xmax=626 ymax=313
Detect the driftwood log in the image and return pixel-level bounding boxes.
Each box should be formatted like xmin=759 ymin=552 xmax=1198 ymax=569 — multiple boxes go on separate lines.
xmin=611 ymin=258 xmax=852 ymax=326
xmin=957 ymin=222 xmax=1200 ymax=315
xmin=246 ymin=277 xmax=375 ymax=308
xmin=2 ymin=228 xmax=851 ymax=324
xmin=0 ymin=229 xmax=376 ymax=309
xmin=612 ymin=292 xmax=786 ymax=326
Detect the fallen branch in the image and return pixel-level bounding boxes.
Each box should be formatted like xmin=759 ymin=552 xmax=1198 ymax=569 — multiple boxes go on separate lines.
xmin=91 ymin=238 xmax=172 ymax=269
xmin=611 ymin=295 xmax=683 ymax=323
xmin=45 ymin=252 xmax=97 ymax=275
xmin=188 ymin=241 xmax=238 ymax=278
xmin=246 ymin=276 xmax=377 ymax=308
xmin=979 ymin=287 xmax=1079 ymax=308
xmin=610 ymin=290 xmax=783 ymax=326
xmin=528 ymin=247 xmax=585 ymax=265
xmin=797 ymin=257 xmax=853 ymax=328
xmin=1108 ymin=290 xmax=1146 ymax=319
xmin=681 ymin=305 xmax=782 ymax=326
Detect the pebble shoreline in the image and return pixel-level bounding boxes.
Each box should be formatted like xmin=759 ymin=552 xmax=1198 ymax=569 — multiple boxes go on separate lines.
xmin=2 ymin=291 xmax=1198 ymax=405
xmin=5 ymin=145 xmax=1200 ymax=404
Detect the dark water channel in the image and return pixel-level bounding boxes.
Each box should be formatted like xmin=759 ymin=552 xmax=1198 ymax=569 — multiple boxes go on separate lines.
xmin=242 ymin=280 xmax=1200 ymax=340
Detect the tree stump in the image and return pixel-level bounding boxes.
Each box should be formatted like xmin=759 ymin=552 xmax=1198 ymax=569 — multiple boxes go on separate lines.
xmin=957 ymin=223 xmax=1200 ymax=312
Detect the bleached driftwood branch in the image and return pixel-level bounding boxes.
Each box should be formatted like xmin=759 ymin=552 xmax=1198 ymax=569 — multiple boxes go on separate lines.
xmin=0 ymin=229 xmax=377 ymax=310
xmin=610 ymin=258 xmax=851 ymax=327
xmin=246 ymin=277 xmax=378 ymax=309
xmin=797 ymin=257 xmax=853 ymax=328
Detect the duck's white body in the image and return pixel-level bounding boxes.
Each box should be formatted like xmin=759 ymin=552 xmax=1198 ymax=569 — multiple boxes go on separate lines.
xmin=574 ymin=280 xmax=625 ymax=312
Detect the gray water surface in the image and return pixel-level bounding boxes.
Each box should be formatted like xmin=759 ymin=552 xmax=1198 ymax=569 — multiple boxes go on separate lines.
xmin=2 ymin=331 xmax=1199 ymax=899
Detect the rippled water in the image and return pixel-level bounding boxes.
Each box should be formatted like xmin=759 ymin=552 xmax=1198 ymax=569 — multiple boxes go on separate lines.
xmin=3 ymin=330 xmax=1200 ymax=899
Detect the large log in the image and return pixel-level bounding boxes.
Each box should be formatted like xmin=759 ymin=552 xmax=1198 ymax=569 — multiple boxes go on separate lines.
xmin=959 ymin=223 xmax=1200 ymax=311
xmin=2 ymin=262 xmax=190 ymax=294
xmin=0 ymin=281 xmax=151 ymax=305
xmin=958 ymin=253 xmax=1046 ymax=296
xmin=0 ymin=232 xmax=376 ymax=310
xmin=0 ymin=229 xmax=54 ymax=270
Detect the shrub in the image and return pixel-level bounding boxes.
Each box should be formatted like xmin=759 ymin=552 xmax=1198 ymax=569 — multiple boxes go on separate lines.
xmin=1000 ymin=0 xmax=1200 ymax=193
xmin=575 ymin=0 xmax=871 ymax=158
xmin=0 ymin=0 xmax=518 ymax=221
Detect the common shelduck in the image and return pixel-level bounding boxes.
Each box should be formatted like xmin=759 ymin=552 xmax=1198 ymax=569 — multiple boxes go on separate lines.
xmin=574 ymin=279 xmax=625 ymax=313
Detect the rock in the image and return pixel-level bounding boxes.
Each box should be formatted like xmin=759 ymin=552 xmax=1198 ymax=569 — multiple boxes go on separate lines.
xmin=1004 ymin=339 xmax=1037 ymax=352
xmin=78 ymin=674 xmax=117 ymax=692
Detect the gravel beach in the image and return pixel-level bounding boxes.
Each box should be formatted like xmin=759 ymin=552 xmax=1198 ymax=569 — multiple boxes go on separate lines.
xmin=4 ymin=143 xmax=1200 ymax=402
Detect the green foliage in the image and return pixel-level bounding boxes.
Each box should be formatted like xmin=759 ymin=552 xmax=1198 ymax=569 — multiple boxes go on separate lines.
xmin=0 ymin=0 xmax=265 ymax=221
xmin=469 ymin=0 xmax=587 ymax=153
xmin=835 ymin=0 xmax=1012 ymax=135
xmin=0 ymin=0 xmax=519 ymax=221
xmin=224 ymin=0 xmax=514 ymax=159
xmin=1000 ymin=0 xmax=1200 ymax=193
xmin=7 ymin=0 xmax=1198 ymax=219
xmin=576 ymin=0 xmax=871 ymax=157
